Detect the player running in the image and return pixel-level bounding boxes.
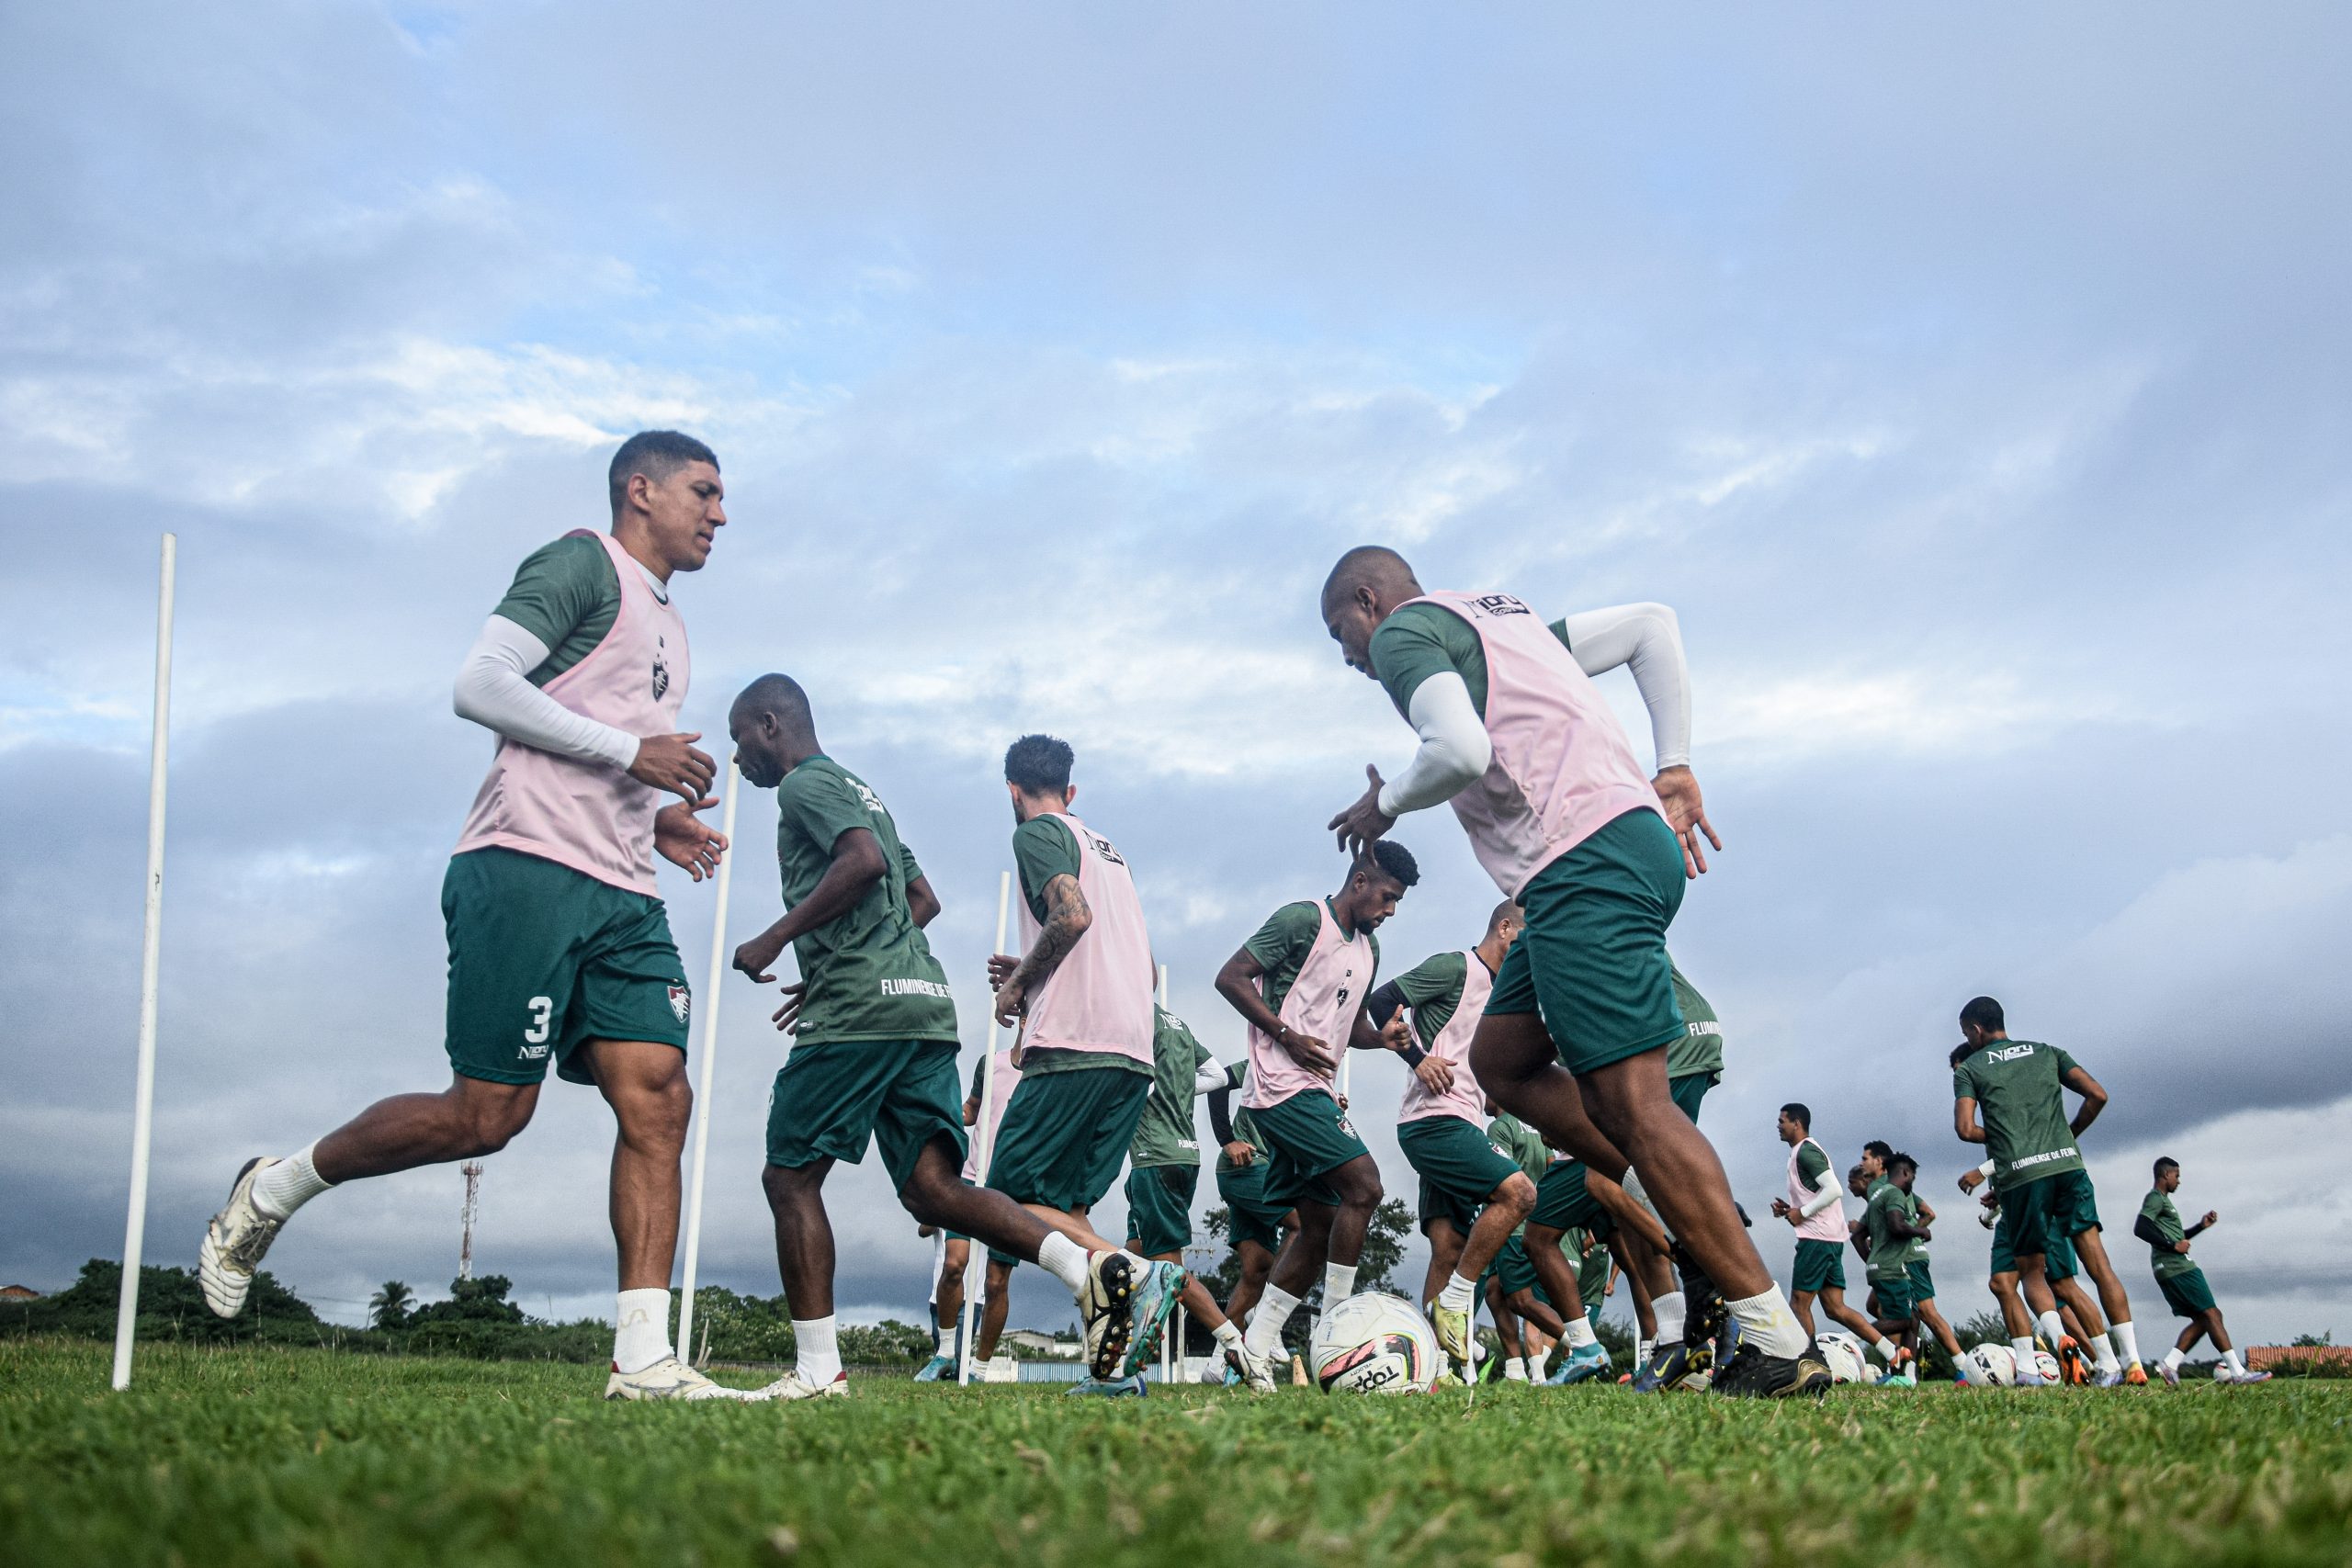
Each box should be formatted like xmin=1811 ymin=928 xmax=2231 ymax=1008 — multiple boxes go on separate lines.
xmin=1319 ymin=549 xmax=1825 ymax=1397
xmin=1771 ymin=1104 xmax=1905 ymax=1374
xmin=2139 ymin=1157 xmax=2269 ymax=1386
xmin=1951 ymin=996 xmax=2146 ymax=1387
xmin=1855 ymin=1155 xmax=1928 ymax=1385
xmin=1215 ymin=843 xmax=1419 ymax=1368
xmin=1884 ymin=1154 xmax=1969 ymax=1380
xmin=198 ymin=432 xmax=739 ymax=1399
xmin=729 ymin=681 xmax=1157 ymax=1400
xmin=1485 ymin=1106 xmax=1613 ymax=1383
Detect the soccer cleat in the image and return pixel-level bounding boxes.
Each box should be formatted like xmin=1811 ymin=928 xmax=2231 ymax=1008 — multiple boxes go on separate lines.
xmin=198 ymin=1157 xmax=289 ymax=1318
xmin=1632 ymin=1341 xmax=1690 ymax=1393
xmin=1079 ymin=1250 xmax=1143 ymax=1381
xmin=1712 ymin=1343 xmax=1833 ymax=1400
xmin=912 ymin=1354 xmax=956 ymax=1383
xmin=2053 ymin=1336 xmax=2093 ymax=1387
xmin=1065 ymin=1374 xmax=1147 ymax=1397
xmin=1429 ymin=1301 xmax=1474 ymax=1368
xmin=1547 ymin=1340 xmax=1612 ymax=1386
xmin=1116 ymin=1261 xmax=1190 ymax=1380
xmin=605 ymin=1357 xmax=748 ymax=1401
xmin=743 ymin=1369 xmax=849 ymax=1402
xmin=2156 ymin=1359 xmax=2180 ymax=1388
xmin=1225 ymin=1341 xmax=1279 ymax=1393
xmin=983 ymin=1353 xmax=1020 ymax=1384
xmin=2123 ymin=1362 xmax=2148 ymax=1387
xmin=2216 ymin=1366 xmax=2272 ymax=1385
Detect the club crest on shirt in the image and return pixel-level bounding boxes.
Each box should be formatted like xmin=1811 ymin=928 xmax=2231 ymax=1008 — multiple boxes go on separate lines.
xmin=668 ymin=984 xmax=690 ymax=1023
xmin=651 ymin=636 xmax=671 ymax=702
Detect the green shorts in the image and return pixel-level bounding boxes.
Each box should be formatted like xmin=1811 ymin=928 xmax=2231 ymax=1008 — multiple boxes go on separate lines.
xmin=1216 ymin=1159 xmax=1292 ymax=1252
xmin=1484 ymin=809 xmax=1687 ymax=1076
xmin=1669 ymin=1071 xmax=1715 ymax=1124
xmin=1871 ymin=1271 xmax=1917 ymax=1322
xmin=988 ymin=1065 xmax=1151 ymax=1214
xmin=1529 ymin=1159 xmax=1613 ymax=1239
xmin=1489 ymin=1235 xmax=1551 ymax=1302
xmin=1989 ymin=1214 xmax=2081 ymax=1281
xmin=1905 ymin=1258 xmax=1937 ymax=1303
xmin=764 ymin=1037 xmax=966 ymax=1190
xmin=1792 ymin=1237 xmax=1848 ymax=1295
xmin=2158 ymin=1266 xmax=2217 ymax=1320
xmin=442 ymin=848 xmax=690 ymax=1088
xmin=1996 ymin=1168 xmax=2102 ymax=1259
xmin=1399 ymin=1116 xmax=1521 ymax=1235
xmin=1125 ymin=1162 xmax=1199 ymax=1258
xmin=1250 ymin=1089 xmax=1371 ymax=1211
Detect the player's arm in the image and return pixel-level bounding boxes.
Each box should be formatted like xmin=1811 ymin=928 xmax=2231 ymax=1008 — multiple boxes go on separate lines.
xmin=1215 ymin=944 xmax=1335 ymax=1074
xmin=1888 ymin=1205 xmax=1931 ymax=1243
xmin=1552 ymin=603 xmax=1718 ymax=874
xmin=2187 ymin=1210 xmax=2218 ymax=1237
xmin=2132 ymin=1213 xmax=2174 ymax=1249
xmin=1953 ymin=1096 xmax=1987 ymax=1145
xmin=2061 ymin=1065 xmax=2108 ymax=1135
xmin=990 ymin=873 xmax=1091 ymax=1027
xmin=1957 ymin=1157 xmax=1995 ymax=1194
xmin=1206 ymin=1065 xmax=1255 ymax=1166
xmin=732 ymin=826 xmax=888 ymax=986
xmin=905 ymin=875 xmax=942 ymax=930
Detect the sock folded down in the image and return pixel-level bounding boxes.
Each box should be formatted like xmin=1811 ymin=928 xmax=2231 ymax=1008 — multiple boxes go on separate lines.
xmin=1437 ymin=1271 xmax=1476 ymax=1313
xmin=1563 ymin=1315 xmax=1599 ymax=1349
xmin=252 ymin=1143 xmax=334 ymax=1222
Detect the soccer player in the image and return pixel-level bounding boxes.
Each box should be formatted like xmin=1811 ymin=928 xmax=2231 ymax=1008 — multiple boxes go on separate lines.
xmin=1770 ymin=1104 xmax=1903 ymax=1371
xmin=1484 ymin=1106 xmax=1612 ymax=1384
xmin=1951 ymin=996 xmax=2147 ymax=1387
xmin=1123 ymin=1003 xmax=1275 ymax=1387
xmin=1366 ymin=900 xmax=1541 ymax=1369
xmin=1205 ymin=1062 xmax=1299 ymax=1331
xmin=1887 ymin=1155 xmax=1969 ymax=1379
xmin=922 ymin=1041 xmax=1021 ymax=1382
xmin=1981 ymin=1193 xmax=2093 ymax=1386
xmin=1318 ymin=549 xmax=1825 ymax=1397
xmin=729 ymin=679 xmax=1156 ymax=1399
xmin=1855 ymin=1155 xmax=1928 ymax=1385
xmin=198 ymin=432 xmax=738 ymax=1399
xmin=1215 ymin=842 xmax=1419 ymax=1366
xmin=2138 ymin=1158 xmax=2269 ymax=1385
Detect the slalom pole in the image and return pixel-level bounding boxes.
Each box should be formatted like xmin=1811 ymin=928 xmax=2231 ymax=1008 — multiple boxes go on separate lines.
xmin=111 ymin=533 xmax=176 ymax=1392
xmin=958 ymin=871 xmax=1012 ymax=1386
xmin=1157 ymin=963 xmax=1176 ymax=1385
xmin=675 ymin=756 xmax=741 ymax=1364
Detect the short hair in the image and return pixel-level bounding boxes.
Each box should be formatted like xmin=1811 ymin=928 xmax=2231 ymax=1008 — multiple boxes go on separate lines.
xmin=1846 ymin=1164 xmax=1868 ymax=1185
xmin=733 ymin=672 xmax=812 ymax=729
xmin=1487 ymin=899 xmax=1523 ymax=935
xmin=609 ymin=430 xmax=718 ymax=516
xmin=1359 ymin=839 xmax=1420 ymax=889
xmin=1949 ymin=1042 xmax=1973 ymax=1068
xmin=1863 ymin=1139 xmax=1894 ymax=1163
xmin=1004 ymin=734 xmax=1075 ymax=795
xmin=1319 ymin=545 xmax=1419 ymax=611
xmin=1780 ymin=1102 xmax=1812 ymax=1131
xmin=1890 ymin=1152 xmax=1917 ymax=1176
xmin=2154 ymin=1156 xmax=2180 ymax=1178
xmin=1960 ymin=995 xmax=2006 ymax=1032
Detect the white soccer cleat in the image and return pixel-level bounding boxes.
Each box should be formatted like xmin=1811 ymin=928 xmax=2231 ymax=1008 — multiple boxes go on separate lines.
xmin=198 ymin=1157 xmax=287 ymax=1318
xmin=983 ymin=1353 xmax=1020 ymax=1384
xmin=742 ymin=1369 xmax=849 ymax=1402
xmin=2215 ymin=1366 xmax=2272 ymax=1386
xmin=1225 ymin=1341 xmax=1279 ymax=1393
xmin=1078 ymin=1249 xmax=1144 ymax=1380
xmin=604 ymin=1357 xmax=748 ymax=1401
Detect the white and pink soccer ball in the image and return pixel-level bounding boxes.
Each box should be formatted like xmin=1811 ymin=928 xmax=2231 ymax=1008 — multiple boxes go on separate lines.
xmin=1310 ymin=1293 xmax=1441 ymax=1394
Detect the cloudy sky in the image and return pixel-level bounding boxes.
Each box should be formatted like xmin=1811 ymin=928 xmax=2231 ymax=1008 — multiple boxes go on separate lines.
xmin=5 ymin=3 xmax=2347 ymax=1348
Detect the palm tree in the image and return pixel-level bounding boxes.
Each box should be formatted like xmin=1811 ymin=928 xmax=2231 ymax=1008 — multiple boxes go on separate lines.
xmin=368 ymin=1280 xmax=415 ymax=1328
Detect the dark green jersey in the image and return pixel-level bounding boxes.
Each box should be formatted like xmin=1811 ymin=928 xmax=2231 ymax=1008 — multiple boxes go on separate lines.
xmin=1216 ymin=1062 xmax=1270 ymax=1173
xmin=2140 ymin=1189 xmax=2197 ymax=1279
xmin=1902 ymin=1188 xmax=1930 ymax=1262
xmin=1390 ymin=950 xmax=1472 ymax=1048
xmin=1486 ymin=1111 xmax=1551 ymax=1183
xmin=491 ymin=533 xmax=629 ymax=684
xmin=1567 ymin=1226 xmax=1612 ymax=1308
xmin=1368 ymin=601 xmax=1581 ymax=719
xmin=1665 ymin=959 xmax=1724 ymax=1080
xmin=1951 ymin=1039 xmax=2084 ymax=1191
xmin=1863 ymin=1179 xmax=1909 ymax=1281
xmin=1130 ymin=1008 xmax=1213 ymax=1168
xmin=770 ymin=757 xmax=958 ymax=1045
xmin=1244 ymin=898 xmax=1379 ymax=1016
xmin=1012 ymin=814 xmax=1082 ymax=923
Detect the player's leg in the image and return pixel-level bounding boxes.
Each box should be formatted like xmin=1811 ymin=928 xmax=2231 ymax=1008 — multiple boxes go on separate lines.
xmin=580 ymin=1037 xmax=693 ymax=1295
xmin=1226 ymin=1237 xmax=1276 ymax=1327
xmin=1244 ymin=1196 xmax=1333 ymax=1362
xmin=2064 ymin=1213 xmax=2142 ymax=1383
xmin=1521 ymin=1210 xmax=1611 ymax=1383
xmin=1789 ymin=1288 xmax=1817 ymax=1339
xmin=921 ymin=1235 xmax=969 ymax=1381
xmin=1408 ymin=1118 xmax=1533 ymax=1364
xmin=1243 ymin=1089 xmax=1381 ymax=1361
xmin=1419 ymin=1215 xmax=1469 ymax=1314
xmin=1487 ymin=1275 xmax=1525 ymax=1381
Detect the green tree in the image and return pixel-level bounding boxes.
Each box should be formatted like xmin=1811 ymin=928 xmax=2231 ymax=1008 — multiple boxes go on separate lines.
xmin=368 ymin=1280 xmax=414 ymax=1328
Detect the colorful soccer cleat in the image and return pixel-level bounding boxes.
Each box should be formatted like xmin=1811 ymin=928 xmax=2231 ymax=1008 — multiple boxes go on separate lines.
xmin=1115 ymin=1261 xmax=1190 ymax=1381
xmin=1547 ymin=1340 xmax=1613 ymax=1386
xmin=1065 ymin=1374 xmax=1147 ymax=1397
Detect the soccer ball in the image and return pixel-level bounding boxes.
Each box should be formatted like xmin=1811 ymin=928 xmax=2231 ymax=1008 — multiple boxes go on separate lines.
xmin=1310 ymin=1292 xmax=1439 ymax=1394
xmin=1968 ymin=1344 xmax=2018 ymax=1385
xmin=2030 ymin=1348 xmax=2062 ymax=1384
xmin=1817 ymin=1331 xmax=1875 ymax=1385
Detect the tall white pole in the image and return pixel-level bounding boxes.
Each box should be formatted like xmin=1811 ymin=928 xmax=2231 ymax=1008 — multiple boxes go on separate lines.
xmin=1156 ymin=962 xmax=1175 ymax=1384
xmin=957 ymin=870 xmax=1012 ymax=1386
xmin=675 ymin=756 xmax=741 ymax=1364
xmin=111 ymin=533 xmax=176 ymax=1392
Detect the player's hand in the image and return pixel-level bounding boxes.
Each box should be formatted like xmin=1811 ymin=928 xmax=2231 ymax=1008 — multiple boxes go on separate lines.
xmin=1379 ymin=1014 xmax=1413 ymax=1053
xmin=654 ymin=797 xmax=728 ymax=880
xmin=1770 ymin=1197 xmax=1792 ymax=1222
xmin=733 ymin=929 xmax=788 ymax=985
xmin=1327 ymin=765 xmax=1396 ymax=857
xmin=1650 ymin=766 xmax=1721 ymax=878
xmin=2202 ymin=1209 xmax=2219 ymax=1228
xmin=770 ymin=979 xmax=807 ymax=1034
xmin=629 ymin=732 xmax=717 ymax=803
xmin=2174 ymin=1240 xmax=2191 ymax=1254
xmin=1978 ymin=1190 xmax=1997 ymax=1212
xmin=991 ymin=975 xmax=1027 ymax=1028
xmin=1411 ymin=1055 xmax=1455 ymax=1096
xmin=1957 ymin=1168 xmax=1986 ymax=1195
xmin=1222 ymin=1140 xmax=1257 ymax=1167
xmin=1279 ymin=1028 xmax=1337 ymax=1074
xmin=986 ymin=953 xmax=1019 ymax=989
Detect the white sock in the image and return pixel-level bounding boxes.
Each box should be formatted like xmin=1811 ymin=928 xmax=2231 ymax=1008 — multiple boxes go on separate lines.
xmin=1212 ymin=1319 xmax=1243 ymax=1350
xmin=2035 ymin=1310 xmax=2066 ymax=1346
xmin=794 ymin=1316 xmax=841 ymax=1385
xmin=1437 ymin=1271 xmax=1476 ymax=1313
xmin=2162 ymin=1347 xmax=2186 ymax=1371
xmin=1652 ymin=1292 xmax=1686 ymax=1335
xmin=2092 ymin=1333 xmax=2120 ymax=1374
xmin=1037 ymin=1232 xmax=1092 ymax=1295
xmin=1530 ymin=1347 xmax=1552 ymax=1380
xmin=1872 ymin=1337 xmax=1899 ymax=1362
xmin=2011 ymin=1334 xmax=2039 ymax=1363
xmin=2110 ymin=1320 xmax=2140 ymax=1367
xmin=933 ymin=1320 xmax=952 ymax=1354
xmin=1725 ymin=1288 xmax=1809 ymax=1359
xmin=612 ymin=1288 xmax=673 ymax=1375
xmin=1636 ymin=1337 xmax=1654 ymax=1368
xmin=2222 ymin=1348 xmax=2245 ymax=1374
xmin=1503 ymin=1357 xmax=1527 ymax=1382
xmin=1563 ymin=1315 xmax=1599 ymax=1349
xmin=252 ymin=1143 xmax=334 ymax=1222
xmin=1324 ymin=1262 xmax=1358 ymax=1303
xmin=1245 ymin=1285 xmax=1301 ymax=1358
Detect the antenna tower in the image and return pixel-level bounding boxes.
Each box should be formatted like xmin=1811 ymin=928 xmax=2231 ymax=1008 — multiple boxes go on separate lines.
xmin=458 ymin=1161 xmax=483 ymax=1281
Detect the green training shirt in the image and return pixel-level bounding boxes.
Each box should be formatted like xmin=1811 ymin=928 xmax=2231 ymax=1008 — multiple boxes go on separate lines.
xmin=1665 ymin=959 xmax=1724 ymax=1080
xmin=1130 ymin=1008 xmax=1213 ymax=1168
xmin=1367 ymin=601 xmax=1581 ymax=719
xmin=1903 ymin=1188 xmax=1930 ymax=1262
xmin=1244 ymin=898 xmax=1379 ymax=1018
xmin=771 ymin=756 xmax=959 ymax=1046
xmin=491 ymin=533 xmax=631 ymax=684
xmin=1863 ymin=1179 xmax=1910 ymax=1282
xmin=1486 ymin=1111 xmax=1551 ymax=1183
xmin=2139 ymin=1189 xmax=2198 ymax=1280
xmin=1389 ymin=950 xmax=1472 ymax=1048
xmin=1570 ymin=1227 xmax=1612 ymax=1309
xmin=1951 ymin=1039 xmax=2085 ymax=1191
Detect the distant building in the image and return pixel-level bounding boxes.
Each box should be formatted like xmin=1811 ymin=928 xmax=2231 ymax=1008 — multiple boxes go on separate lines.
xmin=0 ymin=1285 xmax=40 ymax=1302
xmin=1001 ymin=1328 xmax=1081 ymax=1359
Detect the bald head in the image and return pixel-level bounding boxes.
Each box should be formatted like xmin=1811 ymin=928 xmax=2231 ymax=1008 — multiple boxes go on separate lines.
xmin=1320 ymin=546 xmax=1426 ymax=680
xmin=729 ymin=672 xmax=818 ymax=788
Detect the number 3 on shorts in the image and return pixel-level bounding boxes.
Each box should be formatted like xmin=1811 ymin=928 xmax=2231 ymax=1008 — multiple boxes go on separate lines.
xmin=524 ymin=996 xmax=553 ymax=1043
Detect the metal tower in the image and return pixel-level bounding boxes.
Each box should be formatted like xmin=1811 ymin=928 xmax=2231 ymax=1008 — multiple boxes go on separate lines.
xmin=458 ymin=1161 xmax=483 ymax=1281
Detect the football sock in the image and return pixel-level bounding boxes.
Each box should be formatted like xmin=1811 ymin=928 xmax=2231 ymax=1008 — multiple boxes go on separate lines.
xmin=794 ymin=1316 xmax=841 ymax=1385
xmin=1652 ymin=1292 xmax=1686 ymax=1336
xmin=1725 ymin=1288 xmax=1809 ymax=1359
xmin=2222 ymin=1348 xmax=2247 ymax=1375
xmin=1503 ymin=1357 xmax=1527 ymax=1382
xmin=1036 ymin=1233 xmax=1091 ymax=1295
xmin=1212 ymin=1319 xmax=1244 ymax=1351
xmin=1530 ymin=1347 xmax=1552 ymax=1380
xmin=1872 ymin=1337 xmax=1899 ymax=1363
xmin=1245 ymin=1285 xmax=1301 ymax=1358
xmin=2010 ymin=1334 xmax=2039 ymax=1363
xmin=1636 ymin=1337 xmax=1654 ymax=1368
xmin=2162 ymin=1347 xmax=2187 ymax=1372
xmin=252 ymin=1143 xmax=334 ymax=1222
xmin=1563 ymin=1315 xmax=1599 ymax=1349
xmin=2110 ymin=1320 xmax=2140 ymax=1367
xmin=2092 ymin=1334 xmax=2120 ymax=1375
xmin=1437 ymin=1271 xmax=1476 ymax=1313
xmin=1324 ymin=1263 xmax=1358 ymax=1303
xmin=2035 ymin=1310 xmax=2066 ymax=1347
xmin=612 ymin=1288 xmax=673 ymax=1375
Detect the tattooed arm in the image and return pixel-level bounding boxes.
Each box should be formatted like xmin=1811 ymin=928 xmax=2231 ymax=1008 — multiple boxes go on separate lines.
xmin=988 ymin=873 xmax=1092 ymax=1027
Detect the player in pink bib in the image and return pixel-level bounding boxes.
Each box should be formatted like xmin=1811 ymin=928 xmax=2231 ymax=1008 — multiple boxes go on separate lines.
xmin=198 ymin=433 xmax=742 ymax=1401
xmin=1318 ymin=545 xmax=1826 ymax=1399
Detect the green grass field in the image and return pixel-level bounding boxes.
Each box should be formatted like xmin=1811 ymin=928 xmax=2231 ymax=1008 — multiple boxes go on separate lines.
xmin=5 ymin=1341 xmax=2347 ymax=1568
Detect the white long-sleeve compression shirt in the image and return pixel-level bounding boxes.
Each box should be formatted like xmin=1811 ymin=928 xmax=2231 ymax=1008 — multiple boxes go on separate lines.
xmin=451 ymin=615 xmax=640 ymax=771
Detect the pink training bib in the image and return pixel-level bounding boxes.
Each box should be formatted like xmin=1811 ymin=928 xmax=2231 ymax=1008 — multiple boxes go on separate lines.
xmin=1244 ymin=900 xmax=1374 ymax=1111
xmin=1396 ymin=950 xmax=1497 ymax=1126
xmin=1786 ymin=1137 xmax=1849 ymax=1243
xmin=454 ymin=531 xmax=688 ymax=896
xmin=1399 ymin=591 xmax=1661 ymax=898
xmin=1014 ymin=812 xmax=1157 ymax=1066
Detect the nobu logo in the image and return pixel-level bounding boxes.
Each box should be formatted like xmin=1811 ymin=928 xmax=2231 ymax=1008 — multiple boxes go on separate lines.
xmin=1988 ymin=1044 xmax=2039 ymax=1063
xmin=1088 ymin=832 xmax=1126 ymax=867
xmin=1472 ymin=594 xmax=1531 ymax=617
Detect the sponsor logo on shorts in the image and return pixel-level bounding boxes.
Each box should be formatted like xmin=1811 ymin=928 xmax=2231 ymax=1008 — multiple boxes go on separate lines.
xmin=668 ymin=984 xmax=691 ymax=1024
xmin=519 ymin=1043 xmax=549 ymax=1060
xmin=881 ymin=976 xmax=954 ymax=998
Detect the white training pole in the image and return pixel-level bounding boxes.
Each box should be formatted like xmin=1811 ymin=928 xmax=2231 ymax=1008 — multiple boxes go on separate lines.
xmin=957 ymin=870 xmax=1013 ymax=1385
xmin=111 ymin=533 xmax=176 ymax=1392
xmin=674 ymin=756 xmax=741 ymax=1363
xmin=1157 ymin=962 xmax=1175 ymax=1385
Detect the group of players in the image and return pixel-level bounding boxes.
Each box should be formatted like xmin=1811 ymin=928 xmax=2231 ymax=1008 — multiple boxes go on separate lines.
xmin=188 ymin=430 xmax=2267 ymax=1401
